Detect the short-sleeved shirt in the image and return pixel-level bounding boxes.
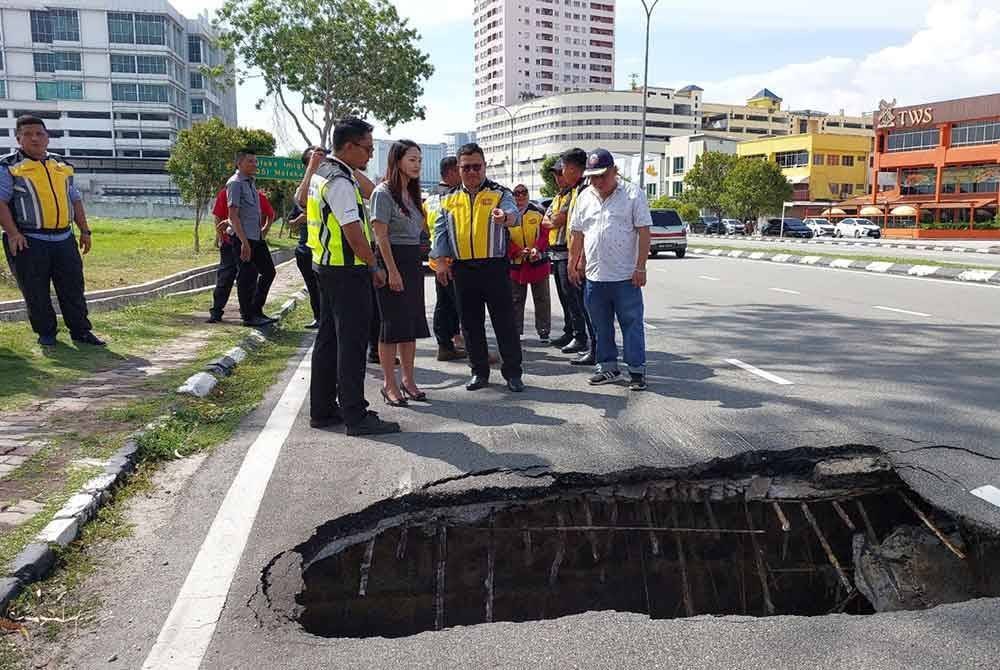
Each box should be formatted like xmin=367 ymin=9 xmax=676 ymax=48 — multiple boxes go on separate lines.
xmin=225 ymin=172 xmax=262 ymax=241
xmin=319 ymin=158 xmax=366 ymax=231
xmin=213 ymin=187 xmax=273 ymax=243
xmin=370 ymin=183 xmax=425 ymax=246
xmin=569 ymin=179 xmax=653 ymax=282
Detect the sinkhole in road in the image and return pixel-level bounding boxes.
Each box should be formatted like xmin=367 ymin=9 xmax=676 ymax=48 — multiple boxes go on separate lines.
xmin=265 ymin=450 xmax=1000 ymax=639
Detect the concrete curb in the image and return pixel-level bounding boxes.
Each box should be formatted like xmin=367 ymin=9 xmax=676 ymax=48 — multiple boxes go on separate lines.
xmin=0 ymin=287 xmax=306 ymax=614
xmin=0 ymin=248 xmax=295 ymax=322
xmin=176 ymin=290 xmax=304 ymax=398
xmin=688 ymin=246 xmax=1000 ymax=286
xmin=688 ymin=234 xmax=1000 ymax=255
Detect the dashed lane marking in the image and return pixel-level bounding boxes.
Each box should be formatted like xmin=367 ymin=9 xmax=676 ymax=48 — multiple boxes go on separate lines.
xmin=725 ymin=359 xmax=793 ymax=386
xmin=873 ymin=305 xmax=931 ymax=318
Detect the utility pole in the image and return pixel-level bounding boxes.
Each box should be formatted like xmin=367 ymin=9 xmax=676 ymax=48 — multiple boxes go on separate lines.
xmin=487 ymin=102 xmax=548 ymax=186
xmin=638 ymin=0 xmax=660 ymax=195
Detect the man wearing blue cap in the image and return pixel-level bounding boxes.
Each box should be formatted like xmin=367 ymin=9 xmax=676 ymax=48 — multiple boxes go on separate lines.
xmin=568 ymin=149 xmax=652 ymax=391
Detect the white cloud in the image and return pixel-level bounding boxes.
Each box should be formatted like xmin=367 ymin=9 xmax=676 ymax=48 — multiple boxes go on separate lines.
xmin=679 ymin=0 xmax=1000 ymax=115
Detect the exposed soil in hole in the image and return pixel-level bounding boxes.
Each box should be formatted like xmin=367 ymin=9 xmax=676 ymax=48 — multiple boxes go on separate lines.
xmin=259 ymin=448 xmax=1000 ymax=639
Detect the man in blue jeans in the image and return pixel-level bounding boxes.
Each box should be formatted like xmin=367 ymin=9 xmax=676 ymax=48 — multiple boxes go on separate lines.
xmin=568 ymin=149 xmax=652 ymax=391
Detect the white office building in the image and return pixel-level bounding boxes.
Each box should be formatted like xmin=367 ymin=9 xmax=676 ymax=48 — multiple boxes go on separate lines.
xmin=0 ymin=0 xmax=237 ymax=200
xmin=444 ymin=130 xmax=476 ymax=157
xmin=477 ymin=85 xmax=703 ymax=196
xmin=365 ymin=139 xmax=449 ymax=192
xmin=662 ymin=133 xmax=739 ymax=198
xmin=473 ymin=0 xmax=615 ymax=124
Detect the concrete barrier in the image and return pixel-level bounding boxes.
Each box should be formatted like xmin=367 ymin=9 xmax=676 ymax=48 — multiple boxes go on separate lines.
xmin=0 ymin=248 xmax=295 ymax=322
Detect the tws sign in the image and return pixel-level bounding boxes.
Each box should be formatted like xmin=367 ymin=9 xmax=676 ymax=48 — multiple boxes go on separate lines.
xmin=877 ymin=99 xmax=935 ymax=129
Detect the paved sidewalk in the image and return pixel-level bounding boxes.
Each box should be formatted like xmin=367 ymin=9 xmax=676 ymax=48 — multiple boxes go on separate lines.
xmin=0 ymin=261 xmax=303 ymax=531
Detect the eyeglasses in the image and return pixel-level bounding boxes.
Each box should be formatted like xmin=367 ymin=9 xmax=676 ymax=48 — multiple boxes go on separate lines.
xmin=460 ymin=164 xmax=484 ymax=173
xmin=353 ymin=142 xmax=375 ymax=154
xmin=513 ymin=190 xmax=528 ymax=196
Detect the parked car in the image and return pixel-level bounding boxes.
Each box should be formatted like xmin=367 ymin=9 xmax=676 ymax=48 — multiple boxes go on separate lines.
xmin=803 ymin=217 xmax=837 ymax=237
xmin=835 ymin=218 xmax=882 ymax=239
xmin=761 ymin=217 xmax=815 ymax=238
xmin=722 ymin=218 xmax=746 ymax=235
xmin=649 ymin=209 xmax=687 ymax=258
xmin=703 ymin=218 xmax=729 ymax=235
xmin=691 ymin=215 xmax=720 ymax=234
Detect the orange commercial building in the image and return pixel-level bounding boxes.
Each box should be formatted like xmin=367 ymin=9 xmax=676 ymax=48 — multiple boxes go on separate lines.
xmin=842 ymin=93 xmax=1000 ymax=239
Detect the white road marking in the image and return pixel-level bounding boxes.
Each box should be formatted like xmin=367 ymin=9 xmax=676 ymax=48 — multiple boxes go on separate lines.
xmin=971 ymin=485 xmax=1000 ymax=509
xmin=142 ymin=348 xmax=313 ymax=670
xmin=644 ymin=321 xmax=659 ymax=330
xmin=769 ymin=288 xmax=801 ymax=295
xmin=698 ymin=275 xmax=721 ymax=281
xmin=873 ymin=305 xmax=931 ymax=318
xmin=725 ymin=359 xmax=793 ymax=386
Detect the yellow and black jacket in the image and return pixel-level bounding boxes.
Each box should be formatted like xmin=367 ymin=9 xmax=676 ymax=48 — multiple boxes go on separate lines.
xmin=430 ymin=178 xmax=519 ymax=262
xmin=0 ymin=150 xmax=77 ymax=234
xmin=306 ymin=158 xmax=372 ymax=267
xmin=547 ymin=179 xmax=587 ymax=250
xmin=508 ymin=202 xmax=548 ymax=265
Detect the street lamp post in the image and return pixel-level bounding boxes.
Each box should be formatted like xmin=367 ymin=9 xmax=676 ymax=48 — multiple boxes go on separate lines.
xmin=638 ymin=0 xmax=660 ymax=195
xmin=487 ymin=102 xmax=547 ymax=186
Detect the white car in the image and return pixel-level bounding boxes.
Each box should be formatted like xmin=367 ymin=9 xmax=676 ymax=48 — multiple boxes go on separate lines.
xmin=835 ymin=218 xmax=882 ymax=239
xmin=721 ymin=218 xmax=746 ymax=235
xmin=803 ymin=217 xmax=836 ymax=237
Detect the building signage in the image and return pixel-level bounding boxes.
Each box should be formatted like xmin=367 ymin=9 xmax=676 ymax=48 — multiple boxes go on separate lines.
xmin=877 ymin=98 xmax=934 ymax=130
xmin=256 ymin=156 xmax=305 ymax=181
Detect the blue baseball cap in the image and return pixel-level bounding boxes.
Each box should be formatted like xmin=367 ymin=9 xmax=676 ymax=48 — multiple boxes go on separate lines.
xmin=583 ymin=148 xmax=615 ymax=177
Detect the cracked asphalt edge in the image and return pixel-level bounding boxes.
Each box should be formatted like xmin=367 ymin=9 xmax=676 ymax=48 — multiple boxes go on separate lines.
xmin=0 ymin=288 xmax=308 ymax=614
xmin=687 ymin=246 xmax=1000 ymax=284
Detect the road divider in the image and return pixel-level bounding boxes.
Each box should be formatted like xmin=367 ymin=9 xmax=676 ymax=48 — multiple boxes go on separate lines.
xmin=688 ymin=233 xmax=1000 ymax=255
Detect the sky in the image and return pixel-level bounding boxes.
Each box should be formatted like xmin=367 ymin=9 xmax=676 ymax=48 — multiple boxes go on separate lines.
xmin=171 ymin=0 xmax=1000 ymax=151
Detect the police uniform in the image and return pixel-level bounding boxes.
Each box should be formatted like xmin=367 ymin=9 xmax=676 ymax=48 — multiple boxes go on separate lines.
xmin=430 ymin=178 xmax=523 ymax=382
xmin=0 ymin=149 xmax=94 ymax=340
xmin=306 ymin=156 xmax=376 ymax=426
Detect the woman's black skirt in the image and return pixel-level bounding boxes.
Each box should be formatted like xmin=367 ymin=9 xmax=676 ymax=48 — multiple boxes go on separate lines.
xmin=376 ymin=244 xmax=430 ymax=344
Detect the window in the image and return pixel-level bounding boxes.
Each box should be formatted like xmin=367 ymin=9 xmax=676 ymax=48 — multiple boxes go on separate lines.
xmin=68 ymin=130 xmax=112 ymax=138
xmin=108 ymin=13 xmax=135 ymax=43
xmin=112 ymin=83 xmax=138 ymax=101
xmin=138 ymin=84 xmax=169 ymax=103
xmin=672 ymin=156 xmax=684 ymax=174
xmin=899 ymin=168 xmax=937 ymax=195
xmin=135 ymin=15 xmax=166 ymax=45
xmin=115 ymin=112 xmax=139 ymax=120
xmin=672 ymin=181 xmax=683 ymax=196
xmin=36 ymin=80 xmax=83 ymax=100
xmin=190 ymin=98 xmax=205 ymax=115
xmin=827 ymin=155 xmax=840 ymax=166
xmin=774 ymin=150 xmax=809 ymax=168
xmin=141 ymin=113 xmax=169 ymax=121
xmin=137 ymin=55 xmax=167 ymax=74
xmin=30 ymin=10 xmax=80 ymax=43
xmin=142 ymin=150 xmax=171 ymax=158
xmin=142 ymin=131 xmax=171 ymax=140
xmin=117 ymin=131 xmax=140 ymax=139
xmin=941 ymin=165 xmax=1000 ymax=194
xmin=190 ymin=72 xmax=204 ymax=89
xmin=68 ymin=111 xmax=111 ymax=119
xmin=951 ymin=120 xmax=1000 ymax=147
xmin=886 ymin=128 xmax=939 ymax=152
xmin=110 ymin=54 xmax=136 ymax=73
xmin=813 ymin=153 xmax=824 ymax=165
xmin=34 ymin=51 xmax=81 ymax=72
xmin=0 ymin=82 xmax=6 ymax=99
xmin=842 ymin=155 xmax=855 ymax=167
xmin=188 ymin=36 xmax=203 ymax=63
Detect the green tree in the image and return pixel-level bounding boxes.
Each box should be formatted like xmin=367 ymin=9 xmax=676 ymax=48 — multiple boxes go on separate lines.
xmin=650 ymin=195 xmax=699 ymax=223
xmin=237 ymin=127 xmax=276 ymax=156
xmin=683 ymin=151 xmax=736 ymax=219
xmin=216 ymin=0 xmax=434 ymax=147
xmin=166 ymin=118 xmax=244 ymax=253
xmin=721 ymin=157 xmax=793 ymax=222
xmin=539 ymin=155 xmax=559 ymax=198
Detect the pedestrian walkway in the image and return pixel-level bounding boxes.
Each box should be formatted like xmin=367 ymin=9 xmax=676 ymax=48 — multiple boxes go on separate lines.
xmin=0 ymin=260 xmax=302 ymax=532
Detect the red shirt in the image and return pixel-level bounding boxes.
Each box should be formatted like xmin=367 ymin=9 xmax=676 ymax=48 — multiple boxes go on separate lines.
xmin=212 ymin=188 xmax=274 ymax=243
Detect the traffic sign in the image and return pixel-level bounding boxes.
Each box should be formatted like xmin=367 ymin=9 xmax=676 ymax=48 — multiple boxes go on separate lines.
xmin=256 ymin=156 xmax=305 ymax=181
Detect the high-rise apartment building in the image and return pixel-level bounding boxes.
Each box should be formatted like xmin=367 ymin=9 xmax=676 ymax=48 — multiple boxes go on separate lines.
xmin=0 ymin=0 xmax=236 ymax=199
xmin=473 ymin=0 xmax=615 ymax=124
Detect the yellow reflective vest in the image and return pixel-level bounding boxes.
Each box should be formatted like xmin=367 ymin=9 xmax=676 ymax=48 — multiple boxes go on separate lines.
xmin=547 ymin=180 xmax=586 ymax=248
xmin=1 ymin=150 xmax=77 ymax=233
xmin=509 ymin=203 xmax=546 ymax=265
xmin=306 ymin=158 xmax=372 ymax=267
xmin=431 ymin=179 xmax=514 ymax=261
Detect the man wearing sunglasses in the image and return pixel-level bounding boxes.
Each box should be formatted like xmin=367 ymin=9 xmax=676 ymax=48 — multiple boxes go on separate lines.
xmin=430 ymin=143 xmax=525 ymax=393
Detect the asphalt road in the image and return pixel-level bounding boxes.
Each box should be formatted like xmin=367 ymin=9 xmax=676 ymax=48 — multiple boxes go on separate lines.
xmin=49 ymin=255 xmax=1000 ymax=669
xmin=689 ymin=234 xmax=1000 ymax=268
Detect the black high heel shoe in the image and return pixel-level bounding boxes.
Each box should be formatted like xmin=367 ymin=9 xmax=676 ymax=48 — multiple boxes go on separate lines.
xmin=380 ymin=388 xmax=408 ymax=407
xmin=400 ymin=386 xmax=427 ymax=402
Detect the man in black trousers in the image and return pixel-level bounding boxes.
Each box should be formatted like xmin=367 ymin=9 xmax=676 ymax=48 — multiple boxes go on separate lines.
xmin=426 ymin=156 xmax=466 ymax=361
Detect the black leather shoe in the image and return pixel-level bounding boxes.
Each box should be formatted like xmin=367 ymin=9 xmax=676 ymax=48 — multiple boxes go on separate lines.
xmin=550 ymin=334 xmax=574 ymax=348
xmin=72 ymin=332 xmax=106 ymax=346
xmin=346 ymin=411 xmax=401 ymax=436
xmin=206 ymin=313 xmax=223 ymax=324
xmin=242 ymin=315 xmax=273 ymax=328
xmin=466 ymin=375 xmax=489 ymax=391
xmin=310 ymin=413 xmax=344 ymax=429
xmin=506 ymin=378 xmax=525 ymax=393
xmin=561 ymin=338 xmax=588 ymax=354
xmin=570 ymin=353 xmax=595 ymax=366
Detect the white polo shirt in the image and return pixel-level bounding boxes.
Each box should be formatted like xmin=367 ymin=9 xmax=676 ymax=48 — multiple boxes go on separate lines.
xmin=569 ymin=179 xmax=653 ymax=282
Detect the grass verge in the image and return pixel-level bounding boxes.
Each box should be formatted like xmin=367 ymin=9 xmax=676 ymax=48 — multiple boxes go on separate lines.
xmin=689 ymin=243 xmax=1000 ymax=272
xmin=0 ymin=217 xmax=296 ymax=301
xmin=0 ymin=305 xmax=309 ymax=666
